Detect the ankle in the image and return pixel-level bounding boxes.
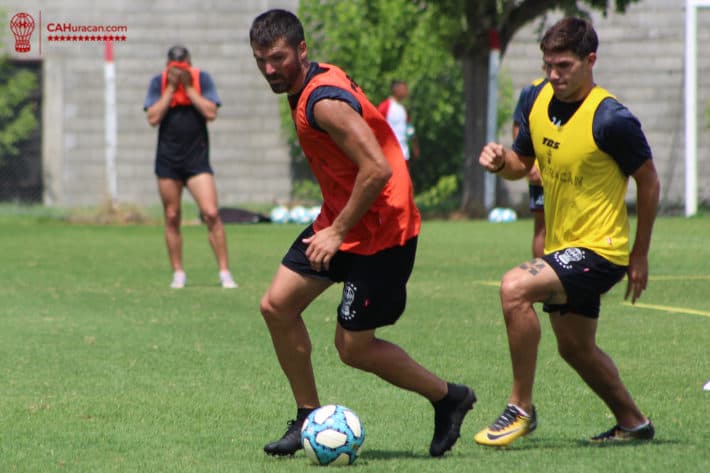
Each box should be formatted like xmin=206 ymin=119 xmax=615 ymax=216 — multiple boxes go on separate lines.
xmin=297 ymin=407 xmax=315 ymax=421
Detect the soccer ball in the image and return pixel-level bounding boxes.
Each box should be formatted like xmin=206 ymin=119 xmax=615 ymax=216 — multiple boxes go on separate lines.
xmin=308 ymin=205 xmax=321 ymax=222
xmin=289 ymin=205 xmax=310 ymax=224
xmin=488 ymin=207 xmax=517 ymax=223
xmin=301 ymin=404 xmax=365 ymax=466
xmin=270 ymin=205 xmax=290 ymax=224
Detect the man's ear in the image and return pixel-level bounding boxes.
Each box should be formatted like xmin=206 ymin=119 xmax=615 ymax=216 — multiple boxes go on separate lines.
xmin=298 ymin=40 xmax=308 ymax=63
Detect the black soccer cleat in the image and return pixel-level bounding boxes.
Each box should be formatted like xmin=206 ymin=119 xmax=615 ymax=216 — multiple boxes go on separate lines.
xmin=264 ymin=418 xmax=305 ymax=456
xmin=591 ymin=420 xmax=655 ymax=443
xmin=430 ymin=384 xmax=477 ymax=457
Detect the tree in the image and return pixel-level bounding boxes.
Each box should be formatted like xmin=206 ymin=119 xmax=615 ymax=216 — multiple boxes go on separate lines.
xmin=294 ymin=0 xmax=466 ymax=197
xmin=425 ymin=0 xmax=641 ymax=215
xmin=0 ymin=62 xmax=37 ymax=163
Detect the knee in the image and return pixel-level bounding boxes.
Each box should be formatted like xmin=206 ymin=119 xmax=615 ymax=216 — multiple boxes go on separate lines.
xmin=556 ymin=337 xmax=592 ymax=365
xmin=260 ymin=293 xmax=283 ymax=327
xmin=334 ymin=337 xmax=369 ymax=370
xmin=201 ymin=208 xmax=220 ymax=227
xmin=499 ymin=273 xmax=529 ymax=315
xmin=164 ymin=208 xmax=181 ymax=228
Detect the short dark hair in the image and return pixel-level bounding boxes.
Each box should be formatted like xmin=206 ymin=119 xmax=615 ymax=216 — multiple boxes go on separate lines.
xmin=540 ymin=17 xmax=598 ymax=58
xmin=390 ymin=80 xmax=406 ymax=91
xmin=249 ymin=9 xmax=305 ymax=49
xmin=167 ymin=45 xmax=190 ymax=62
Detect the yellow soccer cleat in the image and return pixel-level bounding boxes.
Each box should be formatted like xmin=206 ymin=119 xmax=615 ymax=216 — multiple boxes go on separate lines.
xmin=474 ymin=404 xmax=537 ymax=447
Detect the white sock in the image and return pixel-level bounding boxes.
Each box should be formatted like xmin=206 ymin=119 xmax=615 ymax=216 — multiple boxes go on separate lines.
xmin=623 ymin=420 xmax=650 ymax=432
xmin=508 ymin=403 xmax=530 ymax=417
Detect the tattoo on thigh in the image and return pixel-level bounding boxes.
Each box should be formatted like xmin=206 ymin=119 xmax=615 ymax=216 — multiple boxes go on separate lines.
xmin=519 ymin=258 xmax=546 ymax=276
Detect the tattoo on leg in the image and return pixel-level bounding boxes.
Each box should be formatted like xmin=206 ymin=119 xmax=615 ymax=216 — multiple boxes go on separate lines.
xmin=519 ymin=258 xmax=546 ymax=276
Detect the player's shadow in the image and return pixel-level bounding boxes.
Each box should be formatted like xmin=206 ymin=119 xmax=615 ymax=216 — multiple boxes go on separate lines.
xmin=357 ymin=449 xmax=432 ymax=460
xmin=492 ymin=436 xmax=677 ymax=451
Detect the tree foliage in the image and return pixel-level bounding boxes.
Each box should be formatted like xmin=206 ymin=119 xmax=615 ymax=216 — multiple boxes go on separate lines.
xmin=0 ymin=63 xmax=38 ymax=161
xmin=294 ymin=0 xmax=465 ymax=195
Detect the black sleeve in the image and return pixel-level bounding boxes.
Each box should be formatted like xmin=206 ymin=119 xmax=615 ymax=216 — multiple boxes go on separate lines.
xmin=593 ymin=98 xmax=652 ymax=176
xmin=306 ymin=86 xmax=362 ymax=131
xmin=511 ymin=83 xmax=544 ymax=157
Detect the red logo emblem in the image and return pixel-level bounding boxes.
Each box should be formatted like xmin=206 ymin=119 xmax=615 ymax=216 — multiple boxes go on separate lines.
xmin=10 ymin=12 xmax=35 ymax=53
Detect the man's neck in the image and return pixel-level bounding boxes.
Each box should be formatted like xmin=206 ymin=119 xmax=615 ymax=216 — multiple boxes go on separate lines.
xmin=288 ymin=61 xmax=315 ymax=96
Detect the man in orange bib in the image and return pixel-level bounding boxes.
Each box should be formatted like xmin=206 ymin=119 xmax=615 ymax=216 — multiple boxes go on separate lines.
xmin=144 ymin=45 xmax=237 ymax=289
xmin=250 ymin=9 xmax=475 ymax=458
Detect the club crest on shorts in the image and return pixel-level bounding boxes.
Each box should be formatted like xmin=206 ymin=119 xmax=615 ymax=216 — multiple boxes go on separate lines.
xmin=340 ymin=282 xmax=357 ymax=320
xmin=554 ymin=247 xmax=585 ymax=270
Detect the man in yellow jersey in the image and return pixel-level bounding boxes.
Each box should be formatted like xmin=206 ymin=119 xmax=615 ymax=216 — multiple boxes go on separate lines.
xmin=249 ymin=9 xmax=474 ymax=458
xmin=476 ymin=17 xmax=660 ymax=446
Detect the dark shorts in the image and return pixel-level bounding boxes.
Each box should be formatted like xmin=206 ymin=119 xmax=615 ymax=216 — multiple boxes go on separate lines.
xmin=282 ymin=225 xmax=417 ymax=331
xmin=529 ymin=184 xmax=544 ymax=212
xmin=155 ymin=157 xmax=213 ymax=183
xmin=541 ymin=247 xmax=627 ymax=319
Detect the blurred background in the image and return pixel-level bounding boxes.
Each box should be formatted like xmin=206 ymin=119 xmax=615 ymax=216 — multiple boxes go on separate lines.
xmin=1 ymin=0 xmax=708 ymax=219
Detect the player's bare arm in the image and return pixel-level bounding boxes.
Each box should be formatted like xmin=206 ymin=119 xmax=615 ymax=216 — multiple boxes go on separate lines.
xmin=625 ymin=158 xmax=660 ymax=304
xmin=302 ymin=98 xmax=392 ymax=271
xmin=478 ymin=142 xmax=533 ymax=179
xmin=145 ymin=70 xmax=178 ymax=127
xmin=184 ymin=74 xmax=218 ymax=121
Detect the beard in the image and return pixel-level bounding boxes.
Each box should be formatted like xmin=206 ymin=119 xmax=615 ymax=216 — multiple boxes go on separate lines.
xmin=268 ymin=81 xmax=289 ymax=94
xmin=265 ymin=72 xmax=292 ymax=94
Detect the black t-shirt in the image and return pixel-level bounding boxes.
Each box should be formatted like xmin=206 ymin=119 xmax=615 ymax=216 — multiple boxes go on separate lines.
xmin=512 ymin=80 xmax=651 ymax=176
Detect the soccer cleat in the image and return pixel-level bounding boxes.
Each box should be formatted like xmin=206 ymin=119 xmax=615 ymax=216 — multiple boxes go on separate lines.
xmin=590 ymin=421 xmax=654 ymax=443
xmin=429 ymin=384 xmax=477 ymax=457
xmin=170 ymin=271 xmax=186 ymax=289
xmin=264 ymin=418 xmax=305 ymax=456
xmin=219 ymin=271 xmax=238 ymax=289
xmin=474 ymin=404 xmax=537 ymax=447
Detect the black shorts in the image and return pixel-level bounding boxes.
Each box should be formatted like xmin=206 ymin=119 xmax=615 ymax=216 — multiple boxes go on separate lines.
xmin=282 ymin=225 xmax=417 ymax=331
xmin=541 ymin=247 xmax=627 ymax=319
xmin=155 ymin=157 xmax=213 ymax=183
xmin=528 ymin=184 xmax=544 ymax=212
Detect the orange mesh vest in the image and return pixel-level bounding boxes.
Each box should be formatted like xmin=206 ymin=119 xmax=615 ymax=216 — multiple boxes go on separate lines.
xmin=161 ymin=61 xmax=201 ymax=107
xmin=291 ymin=63 xmax=421 ymax=255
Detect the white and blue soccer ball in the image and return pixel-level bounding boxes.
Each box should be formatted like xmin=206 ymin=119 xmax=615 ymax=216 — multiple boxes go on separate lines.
xmin=270 ymin=205 xmax=290 ymax=224
xmin=289 ymin=205 xmax=311 ymax=224
xmin=308 ymin=205 xmax=321 ymax=222
xmin=301 ymin=404 xmax=365 ymax=466
xmin=488 ymin=207 xmax=517 ymax=223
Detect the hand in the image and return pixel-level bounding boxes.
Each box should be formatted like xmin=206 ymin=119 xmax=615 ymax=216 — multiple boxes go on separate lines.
xmin=479 ymin=142 xmax=505 ymax=173
xmin=302 ymin=226 xmax=345 ymax=272
xmin=624 ymin=250 xmax=649 ymax=304
xmin=178 ymin=68 xmax=193 ymax=87
xmin=166 ymin=67 xmax=182 ymax=88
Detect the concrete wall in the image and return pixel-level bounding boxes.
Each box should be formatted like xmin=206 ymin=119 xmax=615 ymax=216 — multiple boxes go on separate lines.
xmin=500 ymin=0 xmax=710 ymax=210
xmin=5 ymin=0 xmax=297 ymax=207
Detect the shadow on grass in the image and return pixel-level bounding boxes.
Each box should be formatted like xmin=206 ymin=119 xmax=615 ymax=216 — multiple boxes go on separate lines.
xmin=358 ymin=449 xmax=431 ymax=461
xmin=479 ymin=436 xmax=677 ymax=452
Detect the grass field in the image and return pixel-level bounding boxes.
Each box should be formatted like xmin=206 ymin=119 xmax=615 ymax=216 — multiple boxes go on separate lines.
xmin=1 ymin=211 xmax=708 ymax=472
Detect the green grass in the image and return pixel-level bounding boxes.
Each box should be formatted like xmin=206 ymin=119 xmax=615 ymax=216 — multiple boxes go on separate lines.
xmin=1 ymin=215 xmax=709 ymax=472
